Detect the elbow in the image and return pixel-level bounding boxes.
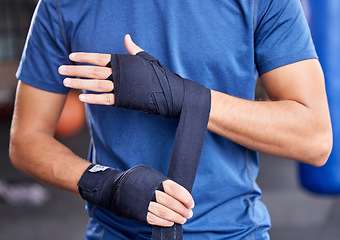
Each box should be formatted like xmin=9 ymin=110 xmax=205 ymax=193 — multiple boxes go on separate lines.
xmin=9 ymin=129 xmax=30 ymax=173
xmin=304 ymin=128 xmax=333 ymax=167
xmin=314 ymin=136 xmax=333 ymax=167
xmin=9 ymin=134 xmax=22 ymax=171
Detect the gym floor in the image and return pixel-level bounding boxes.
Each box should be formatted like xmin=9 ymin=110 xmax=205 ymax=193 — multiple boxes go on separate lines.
xmin=0 ymin=116 xmax=339 ymax=240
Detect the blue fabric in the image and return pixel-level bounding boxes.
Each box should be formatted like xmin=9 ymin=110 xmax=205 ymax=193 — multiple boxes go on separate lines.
xmin=16 ymin=0 xmax=317 ymax=239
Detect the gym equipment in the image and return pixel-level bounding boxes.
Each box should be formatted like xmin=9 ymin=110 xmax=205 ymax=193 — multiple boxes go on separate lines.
xmin=55 ymin=90 xmax=86 ymax=138
xmin=299 ymin=0 xmax=340 ymax=194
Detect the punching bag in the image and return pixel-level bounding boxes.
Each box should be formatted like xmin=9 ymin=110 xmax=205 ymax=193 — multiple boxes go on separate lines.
xmin=299 ymin=0 xmax=340 ymax=194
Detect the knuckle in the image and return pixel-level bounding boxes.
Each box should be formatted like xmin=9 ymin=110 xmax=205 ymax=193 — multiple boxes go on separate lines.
xmin=163 ymin=195 xmax=172 ymax=206
xmin=155 ymin=191 xmax=164 ymax=202
xmin=105 ymin=80 xmax=114 ymax=91
xmin=163 ymin=195 xmax=176 ymax=208
xmin=164 ymin=180 xmax=176 ymax=194
xmin=183 ymin=197 xmax=192 ymax=206
xmin=97 ymin=80 xmax=106 ymax=90
xmin=90 ymin=95 xmax=97 ymax=104
xmin=76 ymin=80 xmax=83 ymax=88
xmin=147 ymin=213 xmax=157 ymax=225
xmin=157 ymin=209 xmax=167 ymax=219
xmin=110 ymin=94 xmax=114 ymax=104
xmin=92 ymin=67 xmax=101 ymax=77
xmin=104 ymin=94 xmax=113 ymax=105
xmin=176 ymin=215 xmax=186 ymax=224
xmin=148 ymin=201 xmax=156 ymax=211
xmin=100 ymin=54 xmax=110 ymax=66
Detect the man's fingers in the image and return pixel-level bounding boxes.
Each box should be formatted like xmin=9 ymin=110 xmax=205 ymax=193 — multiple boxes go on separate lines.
xmin=148 ymin=202 xmax=187 ymax=225
xmin=68 ymin=35 xmax=143 ymax=68
xmin=155 ymin=190 xmax=193 ymax=219
xmin=146 ymin=212 xmax=174 ymax=227
xmin=59 ymin=65 xmax=112 ymax=80
xmin=78 ymin=93 xmax=114 ymax=105
xmin=63 ymin=78 xmax=114 ymax=92
xmin=69 ymin=52 xmax=111 ymax=67
xmin=162 ymin=180 xmax=195 ymax=209
xmin=124 ymin=34 xmax=144 ymax=55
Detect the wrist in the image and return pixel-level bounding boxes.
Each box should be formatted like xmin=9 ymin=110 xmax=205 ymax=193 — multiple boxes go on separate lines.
xmin=77 ymin=164 xmax=167 ymax=223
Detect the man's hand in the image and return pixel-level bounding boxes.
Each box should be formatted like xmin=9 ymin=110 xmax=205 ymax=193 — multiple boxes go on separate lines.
xmin=77 ymin=163 xmax=194 ymax=227
xmin=61 ymin=35 xmax=196 ymax=227
xmin=59 ymin=34 xmax=142 ymax=105
xmin=148 ymin=180 xmax=194 ymax=227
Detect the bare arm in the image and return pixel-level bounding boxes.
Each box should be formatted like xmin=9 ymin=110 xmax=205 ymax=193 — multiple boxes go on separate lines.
xmin=208 ymin=59 xmax=332 ymax=166
xmin=9 ymin=81 xmax=91 ymax=194
xmin=61 ymin=36 xmax=332 ymax=167
xmin=9 ymin=81 xmax=194 ymax=226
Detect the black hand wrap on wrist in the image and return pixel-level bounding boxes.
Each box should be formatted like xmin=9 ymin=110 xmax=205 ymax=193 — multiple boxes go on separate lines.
xmin=109 ymin=51 xmax=186 ymax=118
xmin=78 ymin=164 xmax=167 ymax=223
xmin=104 ymin=51 xmax=211 ymax=240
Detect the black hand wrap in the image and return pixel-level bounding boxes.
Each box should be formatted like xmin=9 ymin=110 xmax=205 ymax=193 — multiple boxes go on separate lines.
xmin=78 ymin=164 xmax=167 ymax=223
xmin=109 ymin=51 xmax=186 ymax=118
xmin=105 ymin=51 xmax=211 ymax=240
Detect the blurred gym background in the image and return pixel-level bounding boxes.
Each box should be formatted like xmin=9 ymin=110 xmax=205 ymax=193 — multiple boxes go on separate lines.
xmin=0 ymin=0 xmax=339 ymax=239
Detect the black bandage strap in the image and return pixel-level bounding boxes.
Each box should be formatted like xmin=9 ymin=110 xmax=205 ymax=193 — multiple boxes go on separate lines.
xmin=78 ymin=164 xmax=167 ymax=223
xmin=105 ymin=60 xmax=113 ymax=80
xmin=152 ymin=77 xmax=211 ymax=240
xmin=106 ymin=52 xmax=211 ymax=239
xmin=107 ymin=52 xmax=184 ymax=118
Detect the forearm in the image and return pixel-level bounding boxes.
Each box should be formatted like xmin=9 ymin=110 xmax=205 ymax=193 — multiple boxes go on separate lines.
xmin=9 ymin=128 xmax=90 ymax=196
xmin=59 ymin=48 xmax=332 ymax=166
xmin=208 ymin=90 xmax=332 ymax=166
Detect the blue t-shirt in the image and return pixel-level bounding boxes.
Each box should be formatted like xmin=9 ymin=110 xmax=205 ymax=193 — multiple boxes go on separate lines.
xmin=17 ymin=0 xmax=317 ymax=239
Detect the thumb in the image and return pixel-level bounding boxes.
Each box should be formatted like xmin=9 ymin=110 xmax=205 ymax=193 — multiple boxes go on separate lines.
xmin=124 ymin=34 xmax=144 ymax=55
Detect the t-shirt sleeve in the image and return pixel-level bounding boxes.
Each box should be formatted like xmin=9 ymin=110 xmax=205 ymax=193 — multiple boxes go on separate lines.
xmin=254 ymin=0 xmax=317 ymax=75
xmin=16 ymin=0 xmax=71 ymax=94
